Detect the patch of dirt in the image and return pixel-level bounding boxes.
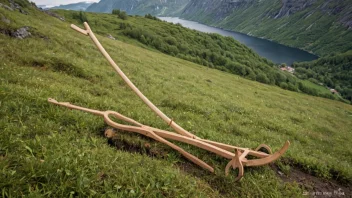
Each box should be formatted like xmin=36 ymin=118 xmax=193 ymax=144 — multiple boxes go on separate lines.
xmin=271 ymin=164 xmax=351 ymax=197
xmin=102 ymin=128 xmax=169 ymax=158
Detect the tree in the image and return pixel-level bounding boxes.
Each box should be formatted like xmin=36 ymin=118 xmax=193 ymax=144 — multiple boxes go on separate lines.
xmin=73 ymin=11 xmax=88 ymax=23
xmin=112 ymin=9 xmax=128 ymax=20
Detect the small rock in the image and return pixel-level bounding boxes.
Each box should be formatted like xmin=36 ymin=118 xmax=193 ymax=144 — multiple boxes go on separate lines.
xmin=107 ymin=34 xmax=116 ymax=40
xmin=11 ymin=26 xmax=31 ymax=39
xmin=19 ymin=8 xmax=28 ymax=15
xmin=277 ymin=170 xmax=284 ymax=176
xmin=42 ymin=10 xmax=65 ymax=21
xmin=0 ymin=3 xmax=14 ymax=11
xmin=1 ymin=14 xmax=10 ymax=24
xmin=9 ymin=0 xmax=21 ymax=10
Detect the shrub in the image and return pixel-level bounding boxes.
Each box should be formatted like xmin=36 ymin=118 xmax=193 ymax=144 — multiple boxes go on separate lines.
xmin=256 ymin=73 xmax=270 ymax=84
xmin=73 ymin=11 xmax=88 ymax=23
xmin=279 ymin=82 xmax=288 ymax=89
xmin=112 ymin=9 xmax=128 ymax=20
xmin=145 ymin=14 xmax=160 ymax=21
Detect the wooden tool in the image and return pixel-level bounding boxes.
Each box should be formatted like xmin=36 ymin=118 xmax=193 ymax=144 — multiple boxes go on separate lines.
xmin=48 ymin=22 xmax=290 ymax=181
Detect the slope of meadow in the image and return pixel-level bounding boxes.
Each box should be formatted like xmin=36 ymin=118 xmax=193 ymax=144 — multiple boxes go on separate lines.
xmin=56 ymin=9 xmax=346 ymax=103
xmin=0 ymin=1 xmax=351 ymax=197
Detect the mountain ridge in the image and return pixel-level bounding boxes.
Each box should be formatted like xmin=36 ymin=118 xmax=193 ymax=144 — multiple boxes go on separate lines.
xmin=51 ymin=1 xmax=94 ymax=11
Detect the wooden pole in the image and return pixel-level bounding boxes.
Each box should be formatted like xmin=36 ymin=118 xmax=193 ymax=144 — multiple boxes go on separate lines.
xmin=71 ymin=23 xmax=196 ymax=139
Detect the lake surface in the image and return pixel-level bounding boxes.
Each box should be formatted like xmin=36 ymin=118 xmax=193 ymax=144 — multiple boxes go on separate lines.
xmin=159 ymin=17 xmax=318 ymax=65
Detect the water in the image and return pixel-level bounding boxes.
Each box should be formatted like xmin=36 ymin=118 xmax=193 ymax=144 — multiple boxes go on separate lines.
xmin=159 ymin=17 xmax=318 ymax=65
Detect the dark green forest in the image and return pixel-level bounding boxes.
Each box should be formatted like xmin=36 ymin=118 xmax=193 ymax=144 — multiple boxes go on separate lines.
xmin=293 ymin=51 xmax=352 ymax=102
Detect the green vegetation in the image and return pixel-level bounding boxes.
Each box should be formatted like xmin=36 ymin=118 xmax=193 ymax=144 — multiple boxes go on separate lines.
xmin=112 ymin=9 xmax=127 ymax=20
xmin=72 ymin=11 xmax=89 ymax=23
xmin=181 ymin=0 xmax=352 ymax=57
xmin=144 ymin=13 xmax=160 ymax=21
xmin=57 ymin=10 xmax=345 ymax=103
xmin=1 ymin=0 xmax=352 ymax=197
xmin=293 ymin=51 xmax=352 ymax=103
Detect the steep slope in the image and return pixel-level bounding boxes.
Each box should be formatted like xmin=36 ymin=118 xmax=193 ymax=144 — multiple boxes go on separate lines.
xmin=51 ymin=2 xmax=94 ymax=11
xmin=1 ymin=0 xmax=352 ymax=196
xmin=180 ymin=0 xmax=352 ymax=56
xmin=86 ymin=0 xmax=190 ymax=16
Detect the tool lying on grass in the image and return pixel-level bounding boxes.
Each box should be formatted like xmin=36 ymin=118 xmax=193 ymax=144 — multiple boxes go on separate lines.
xmin=48 ymin=22 xmax=290 ymax=181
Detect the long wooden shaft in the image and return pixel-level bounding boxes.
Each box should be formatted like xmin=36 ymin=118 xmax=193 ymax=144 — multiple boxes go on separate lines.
xmin=71 ymin=23 xmax=196 ymax=139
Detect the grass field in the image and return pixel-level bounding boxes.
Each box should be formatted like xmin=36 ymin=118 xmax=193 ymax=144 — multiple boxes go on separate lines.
xmin=1 ymin=1 xmax=352 ymax=197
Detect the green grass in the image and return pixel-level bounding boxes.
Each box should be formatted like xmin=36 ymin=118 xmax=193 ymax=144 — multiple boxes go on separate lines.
xmin=1 ymin=1 xmax=352 ymax=197
xmin=300 ymin=80 xmax=333 ymax=95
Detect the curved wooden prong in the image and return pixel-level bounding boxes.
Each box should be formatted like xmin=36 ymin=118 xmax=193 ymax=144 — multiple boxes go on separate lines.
xmin=71 ymin=24 xmax=89 ymax=36
xmin=255 ymin=144 xmax=273 ymax=154
xmin=244 ymin=141 xmax=290 ymax=167
xmin=225 ymin=149 xmax=244 ymax=181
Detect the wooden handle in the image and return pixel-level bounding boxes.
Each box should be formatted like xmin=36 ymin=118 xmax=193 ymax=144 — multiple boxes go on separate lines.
xmin=70 ymin=24 xmax=88 ymax=36
xmin=71 ymin=22 xmax=197 ymax=139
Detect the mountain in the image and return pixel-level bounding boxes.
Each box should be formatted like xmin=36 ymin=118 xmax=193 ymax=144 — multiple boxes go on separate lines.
xmin=86 ymin=0 xmax=190 ymax=16
xmin=85 ymin=0 xmax=352 ymax=56
xmin=180 ymin=0 xmax=352 ymax=56
xmin=37 ymin=4 xmax=52 ymax=9
xmin=51 ymin=2 xmax=94 ymax=11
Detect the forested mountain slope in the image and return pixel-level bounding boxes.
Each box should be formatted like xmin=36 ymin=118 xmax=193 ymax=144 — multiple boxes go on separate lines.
xmin=293 ymin=51 xmax=352 ymax=102
xmin=180 ymin=0 xmax=352 ymax=56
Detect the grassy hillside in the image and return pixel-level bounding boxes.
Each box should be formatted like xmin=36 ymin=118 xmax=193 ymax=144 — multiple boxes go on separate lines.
xmin=1 ymin=0 xmax=352 ymax=197
xmin=56 ymin=10 xmax=346 ymax=103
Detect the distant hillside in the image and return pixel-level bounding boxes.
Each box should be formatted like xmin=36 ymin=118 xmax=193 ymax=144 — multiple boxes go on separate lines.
xmin=51 ymin=2 xmax=93 ymax=11
xmin=86 ymin=0 xmax=189 ymax=16
xmin=293 ymin=51 xmax=352 ymax=102
xmin=180 ymin=0 xmax=352 ymax=56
